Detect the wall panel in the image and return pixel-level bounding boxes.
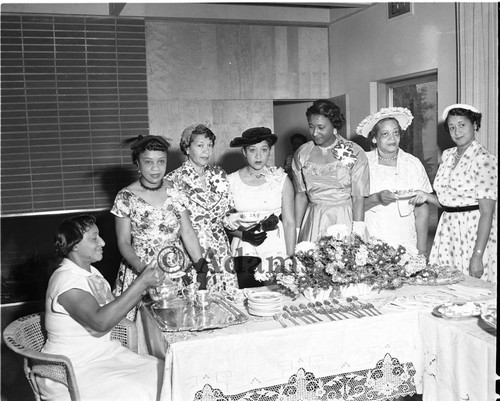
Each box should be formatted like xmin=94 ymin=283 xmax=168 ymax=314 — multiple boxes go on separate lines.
xmin=146 ymin=21 xmax=329 ymax=101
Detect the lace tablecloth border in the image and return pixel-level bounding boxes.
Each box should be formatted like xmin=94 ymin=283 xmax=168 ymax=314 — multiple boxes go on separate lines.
xmin=193 ymin=353 xmax=417 ymax=401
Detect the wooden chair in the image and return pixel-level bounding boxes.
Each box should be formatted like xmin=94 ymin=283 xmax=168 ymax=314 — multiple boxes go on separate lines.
xmin=2 ymin=312 xmax=138 ymax=401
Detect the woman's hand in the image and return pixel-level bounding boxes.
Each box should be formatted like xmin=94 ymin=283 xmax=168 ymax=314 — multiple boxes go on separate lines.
xmin=469 ymin=254 xmax=485 ymax=279
xmin=409 ymin=190 xmax=428 ymax=206
xmin=377 ymin=190 xmax=398 ymax=206
xmin=137 ymin=259 xmax=164 ymax=289
xmin=241 ymin=225 xmax=267 ymax=246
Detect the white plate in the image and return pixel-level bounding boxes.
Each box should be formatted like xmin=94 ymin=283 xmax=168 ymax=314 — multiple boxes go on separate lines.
xmin=432 ymin=302 xmax=481 ymax=320
xmin=248 ymin=307 xmax=282 ymax=317
xmin=248 ymin=291 xmax=282 ymax=302
xmin=481 ymin=313 xmax=497 ymax=330
xmin=248 ymin=303 xmax=283 ymax=310
xmin=226 ymin=211 xmax=269 ymax=229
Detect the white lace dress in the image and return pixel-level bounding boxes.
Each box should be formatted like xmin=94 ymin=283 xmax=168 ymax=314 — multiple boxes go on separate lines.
xmin=365 ymin=149 xmax=432 ymax=250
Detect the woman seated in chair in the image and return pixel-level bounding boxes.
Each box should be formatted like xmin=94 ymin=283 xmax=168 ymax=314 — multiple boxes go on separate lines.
xmin=38 ymin=214 xmax=164 ymax=401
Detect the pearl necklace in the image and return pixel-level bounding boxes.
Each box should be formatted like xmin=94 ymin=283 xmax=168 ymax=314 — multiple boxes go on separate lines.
xmin=377 ymin=150 xmax=398 ymax=161
xmin=317 ymin=142 xmax=337 ymax=156
xmin=455 ymin=149 xmax=467 ymax=161
xmin=139 ymin=177 xmax=164 ymax=191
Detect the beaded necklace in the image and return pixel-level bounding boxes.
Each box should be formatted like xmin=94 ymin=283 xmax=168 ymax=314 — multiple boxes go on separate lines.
xmin=377 ymin=150 xmax=398 ymax=161
xmin=139 ymin=177 xmax=164 ymax=191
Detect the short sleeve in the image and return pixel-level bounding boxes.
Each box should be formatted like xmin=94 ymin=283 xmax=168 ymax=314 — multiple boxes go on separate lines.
xmin=111 ymin=189 xmax=131 ymax=218
xmin=350 ymin=145 xmax=370 ymax=196
xmin=292 ymin=147 xmax=307 ymax=192
xmin=413 ymin=158 xmax=433 ymax=193
xmin=49 ymin=270 xmax=92 ymax=314
xmin=475 ymin=152 xmax=498 ymax=200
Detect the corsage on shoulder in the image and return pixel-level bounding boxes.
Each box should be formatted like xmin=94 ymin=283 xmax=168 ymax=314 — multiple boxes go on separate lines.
xmin=332 ymin=141 xmax=357 ymax=167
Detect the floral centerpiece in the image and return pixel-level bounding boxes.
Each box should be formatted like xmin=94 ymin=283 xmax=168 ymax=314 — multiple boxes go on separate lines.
xmin=268 ymin=224 xmax=427 ymax=299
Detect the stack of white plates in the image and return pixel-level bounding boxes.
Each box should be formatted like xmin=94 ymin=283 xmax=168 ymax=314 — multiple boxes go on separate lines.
xmin=247 ymin=291 xmax=283 ymax=317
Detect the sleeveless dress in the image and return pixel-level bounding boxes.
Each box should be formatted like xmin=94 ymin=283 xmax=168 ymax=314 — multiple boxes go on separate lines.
xmin=429 ymin=140 xmax=497 ymax=282
xmin=38 ymin=259 xmax=163 ymax=401
xmin=292 ymin=138 xmax=370 ymax=242
xmin=111 ymin=185 xmax=187 ymax=320
xmin=166 ymin=162 xmax=238 ymax=290
xmin=227 ymin=167 xmax=288 ymax=270
xmin=365 ymin=149 xmax=432 ymax=250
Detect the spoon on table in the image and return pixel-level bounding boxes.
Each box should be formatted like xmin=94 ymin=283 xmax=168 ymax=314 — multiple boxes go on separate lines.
xmin=348 ymin=296 xmax=376 ymax=316
xmin=334 ymin=298 xmax=364 ymax=318
xmin=298 ymin=303 xmax=322 ymax=322
xmin=273 ymin=313 xmax=287 ymax=328
xmin=346 ymin=297 xmax=370 ymax=317
xmin=324 ymin=299 xmax=351 ymax=319
xmin=282 ymin=311 xmax=299 ymax=326
xmin=352 ymin=296 xmax=382 ymax=315
xmin=321 ymin=300 xmax=345 ymax=320
xmin=311 ymin=301 xmax=336 ymax=321
xmin=288 ymin=305 xmax=316 ymax=324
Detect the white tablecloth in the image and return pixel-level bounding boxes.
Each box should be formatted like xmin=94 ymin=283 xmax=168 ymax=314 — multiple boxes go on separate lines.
xmin=419 ymin=312 xmax=497 ymax=401
xmin=139 ymin=276 xmax=497 ymax=401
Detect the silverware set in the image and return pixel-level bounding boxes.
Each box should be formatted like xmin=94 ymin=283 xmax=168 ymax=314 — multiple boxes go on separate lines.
xmin=274 ymin=298 xmax=382 ymax=327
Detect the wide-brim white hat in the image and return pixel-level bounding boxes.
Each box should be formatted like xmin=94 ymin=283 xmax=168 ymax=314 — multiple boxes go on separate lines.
xmin=442 ymin=103 xmax=480 ymax=120
xmin=356 ymin=107 xmax=413 ymax=138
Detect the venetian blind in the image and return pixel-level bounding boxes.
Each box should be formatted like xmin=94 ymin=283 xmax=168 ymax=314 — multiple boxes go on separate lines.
xmin=1 ymin=14 xmax=148 ymax=216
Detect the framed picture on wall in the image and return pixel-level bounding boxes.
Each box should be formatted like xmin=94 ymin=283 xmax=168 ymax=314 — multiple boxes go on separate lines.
xmin=388 ymin=3 xmax=413 ymax=20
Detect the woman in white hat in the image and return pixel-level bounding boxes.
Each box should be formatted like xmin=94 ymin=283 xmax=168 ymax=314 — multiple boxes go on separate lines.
xmin=412 ymin=104 xmax=497 ymax=282
xmin=356 ymin=107 xmax=432 ymax=255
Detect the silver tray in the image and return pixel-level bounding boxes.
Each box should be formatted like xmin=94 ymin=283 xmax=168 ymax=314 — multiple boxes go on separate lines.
xmin=146 ymin=294 xmax=248 ymax=332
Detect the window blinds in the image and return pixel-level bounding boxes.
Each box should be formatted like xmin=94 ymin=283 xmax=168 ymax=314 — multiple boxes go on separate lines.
xmin=1 ymin=14 xmax=149 ymax=216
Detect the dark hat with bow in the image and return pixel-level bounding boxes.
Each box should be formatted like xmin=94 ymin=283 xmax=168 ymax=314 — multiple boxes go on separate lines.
xmin=229 ymin=127 xmax=278 ymax=148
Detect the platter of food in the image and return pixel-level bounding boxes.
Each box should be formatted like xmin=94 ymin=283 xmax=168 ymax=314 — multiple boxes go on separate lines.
xmin=480 ymin=305 xmax=497 ymax=330
xmin=405 ymin=265 xmax=464 ymax=286
xmin=432 ymin=302 xmax=482 ymax=320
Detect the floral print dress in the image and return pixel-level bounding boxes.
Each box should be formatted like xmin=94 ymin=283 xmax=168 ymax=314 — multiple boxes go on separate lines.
xmin=166 ymin=162 xmax=238 ymax=290
xmin=429 ymin=140 xmax=497 ymax=282
xmin=111 ymin=185 xmax=187 ymax=320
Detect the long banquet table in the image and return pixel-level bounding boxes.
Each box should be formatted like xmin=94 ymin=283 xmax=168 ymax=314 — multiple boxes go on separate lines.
xmin=138 ymin=276 xmax=497 ymax=401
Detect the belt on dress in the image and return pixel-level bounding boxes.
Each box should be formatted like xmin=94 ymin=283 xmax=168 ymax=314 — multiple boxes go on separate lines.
xmin=441 ymin=204 xmax=479 ymax=213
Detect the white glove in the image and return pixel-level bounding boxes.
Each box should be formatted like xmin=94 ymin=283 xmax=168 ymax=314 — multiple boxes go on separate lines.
xmin=352 ymin=221 xmax=368 ymax=240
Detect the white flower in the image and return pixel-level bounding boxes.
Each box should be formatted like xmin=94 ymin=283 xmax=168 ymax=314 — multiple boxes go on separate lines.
xmin=213 ymin=179 xmax=228 ymax=192
xmin=294 ymin=258 xmax=307 ymax=275
xmin=295 ymin=241 xmax=317 ymax=253
xmin=255 ymin=270 xmax=271 ymax=282
xmin=325 ymin=224 xmax=350 ymax=239
xmin=355 ymin=244 xmax=368 ymax=266
xmin=276 ymin=273 xmax=298 ymax=292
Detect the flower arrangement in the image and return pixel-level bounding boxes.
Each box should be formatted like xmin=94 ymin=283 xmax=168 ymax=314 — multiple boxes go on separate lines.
xmin=272 ymin=224 xmax=426 ymax=298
